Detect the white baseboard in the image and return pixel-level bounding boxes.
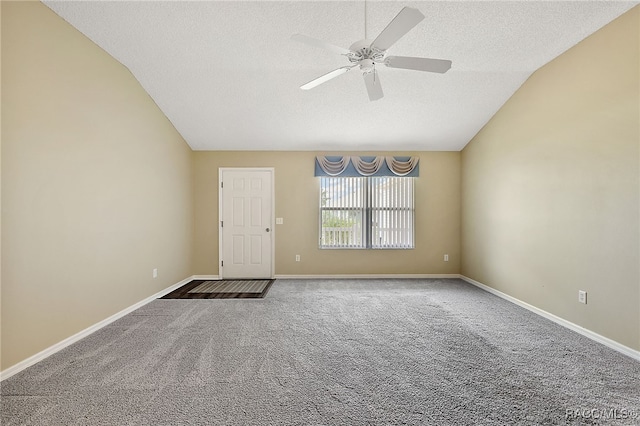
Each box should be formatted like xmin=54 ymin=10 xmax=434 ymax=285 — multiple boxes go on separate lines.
xmin=275 ymin=274 xmax=460 ymax=279
xmin=460 ymin=275 xmax=640 ymax=362
xmin=191 ymin=275 xmax=220 ymax=280
xmin=0 ymin=276 xmax=195 ymax=382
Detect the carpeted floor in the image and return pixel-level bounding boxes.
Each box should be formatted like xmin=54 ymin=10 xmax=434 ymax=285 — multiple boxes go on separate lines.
xmin=2 ymin=279 xmax=639 ymax=425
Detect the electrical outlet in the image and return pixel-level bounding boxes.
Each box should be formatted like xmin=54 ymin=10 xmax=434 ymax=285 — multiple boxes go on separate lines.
xmin=578 ymin=290 xmax=587 ymax=304
xmin=153 ymin=268 xmax=158 ymax=279
xmin=295 ymin=255 xmax=300 ymax=262
xmin=444 ymin=254 xmax=449 ymax=262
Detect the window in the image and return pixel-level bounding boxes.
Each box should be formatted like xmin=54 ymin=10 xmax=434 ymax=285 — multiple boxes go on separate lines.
xmin=320 ymin=176 xmax=414 ymax=249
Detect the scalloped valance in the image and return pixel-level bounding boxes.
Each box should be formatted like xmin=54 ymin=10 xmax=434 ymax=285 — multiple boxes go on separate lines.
xmin=315 ymin=156 xmax=419 ymax=177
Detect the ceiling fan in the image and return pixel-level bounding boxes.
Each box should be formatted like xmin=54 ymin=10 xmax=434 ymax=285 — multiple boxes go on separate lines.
xmin=292 ymin=7 xmax=452 ymax=101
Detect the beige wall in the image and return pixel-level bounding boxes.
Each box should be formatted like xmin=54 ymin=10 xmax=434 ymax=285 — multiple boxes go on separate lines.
xmin=461 ymin=7 xmax=640 ymax=350
xmin=1 ymin=2 xmax=193 ymax=369
xmin=193 ymin=151 xmax=461 ymax=276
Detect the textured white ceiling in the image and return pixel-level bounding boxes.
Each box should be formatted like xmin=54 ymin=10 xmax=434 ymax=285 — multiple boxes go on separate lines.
xmin=43 ymin=1 xmax=638 ymax=151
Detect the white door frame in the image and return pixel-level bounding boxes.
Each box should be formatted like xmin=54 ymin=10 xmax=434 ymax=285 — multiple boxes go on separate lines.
xmin=218 ymin=167 xmax=275 ymax=279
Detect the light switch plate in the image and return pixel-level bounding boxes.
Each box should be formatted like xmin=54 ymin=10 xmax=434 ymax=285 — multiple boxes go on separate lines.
xmin=276 ymin=217 xmax=284 ymax=225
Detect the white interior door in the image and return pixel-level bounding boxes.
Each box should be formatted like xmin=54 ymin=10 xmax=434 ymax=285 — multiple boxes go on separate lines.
xmin=219 ymin=168 xmax=274 ymax=279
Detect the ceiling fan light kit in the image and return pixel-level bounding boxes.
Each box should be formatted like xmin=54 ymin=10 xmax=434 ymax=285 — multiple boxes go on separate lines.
xmin=292 ymin=7 xmax=452 ymax=102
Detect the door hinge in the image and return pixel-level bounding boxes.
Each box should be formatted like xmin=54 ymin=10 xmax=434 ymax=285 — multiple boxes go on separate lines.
xmin=220 ymin=220 xmax=223 ymax=228
xmin=221 ymin=260 xmax=224 ymax=267
xmin=221 ymin=181 xmax=223 ymax=188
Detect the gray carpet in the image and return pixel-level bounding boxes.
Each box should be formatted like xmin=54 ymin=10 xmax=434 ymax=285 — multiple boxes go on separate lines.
xmin=2 ymin=279 xmax=639 ymax=425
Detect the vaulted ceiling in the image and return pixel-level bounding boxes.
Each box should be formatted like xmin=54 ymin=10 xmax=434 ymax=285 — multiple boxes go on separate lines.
xmin=44 ymin=1 xmax=637 ymax=151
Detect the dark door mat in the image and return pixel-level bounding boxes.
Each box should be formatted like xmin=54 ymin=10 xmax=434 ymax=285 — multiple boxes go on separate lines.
xmin=160 ymin=279 xmax=275 ymax=299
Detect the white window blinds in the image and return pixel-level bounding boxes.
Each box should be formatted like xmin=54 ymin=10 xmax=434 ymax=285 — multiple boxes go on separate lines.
xmin=369 ymin=177 xmax=414 ymax=249
xmin=320 ymin=177 xmax=364 ymax=248
xmin=320 ymin=176 xmax=414 ymax=249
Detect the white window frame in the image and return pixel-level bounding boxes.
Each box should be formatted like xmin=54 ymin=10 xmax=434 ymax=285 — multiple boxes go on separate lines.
xmin=319 ymin=176 xmax=415 ymax=249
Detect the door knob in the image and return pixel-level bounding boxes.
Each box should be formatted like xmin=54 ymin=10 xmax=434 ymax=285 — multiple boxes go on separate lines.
xmin=266 ymin=228 xmax=271 ymax=232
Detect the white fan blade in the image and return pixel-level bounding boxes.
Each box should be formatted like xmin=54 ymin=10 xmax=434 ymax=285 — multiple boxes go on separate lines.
xmin=363 ymin=71 xmax=383 ymax=101
xmin=291 ymin=34 xmax=352 ymax=56
xmin=301 ymin=66 xmax=355 ymax=90
xmin=370 ymin=7 xmax=425 ymax=52
xmin=385 ymin=56 xmax=452 ymax=73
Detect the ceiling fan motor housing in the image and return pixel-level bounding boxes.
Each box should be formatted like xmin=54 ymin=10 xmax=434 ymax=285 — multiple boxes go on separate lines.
xmin=348 ymin=39 xmax=386 ymax=73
